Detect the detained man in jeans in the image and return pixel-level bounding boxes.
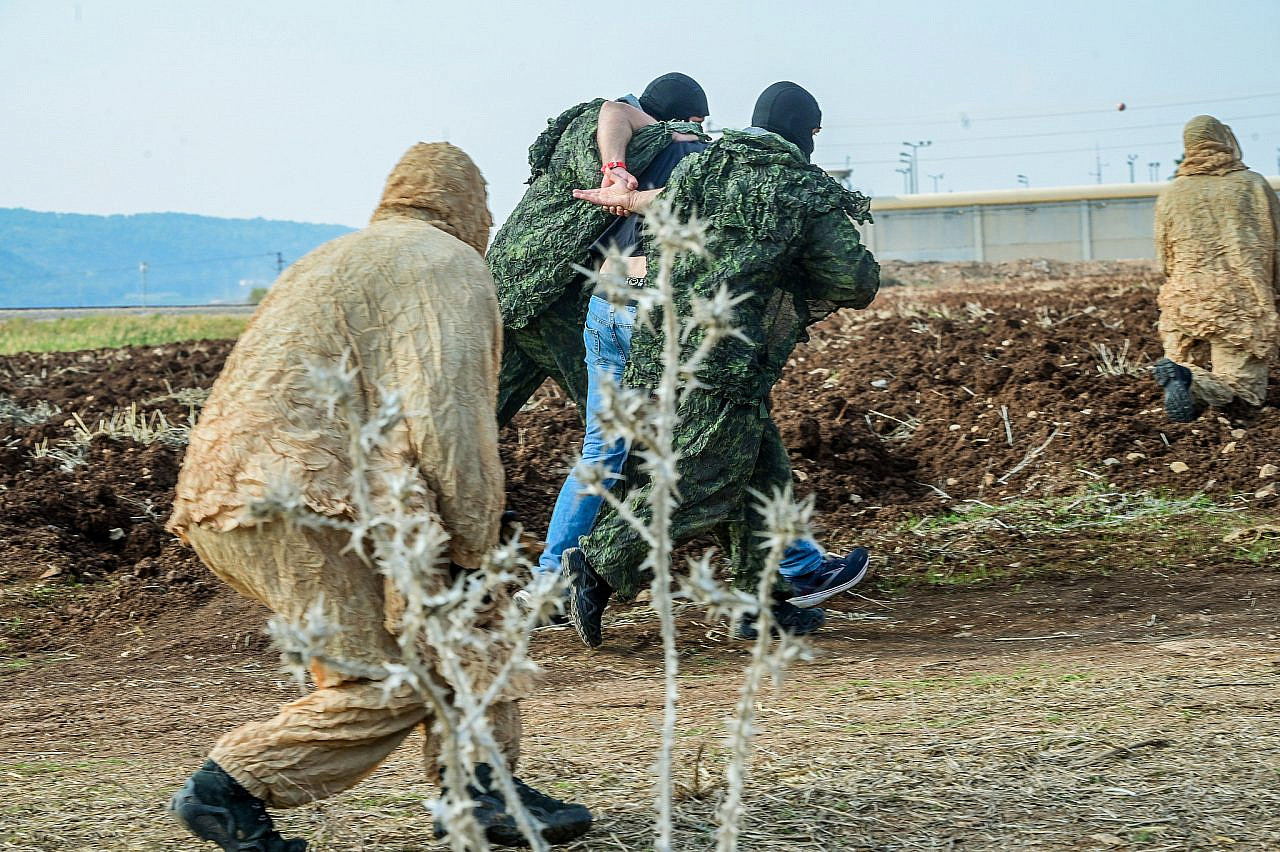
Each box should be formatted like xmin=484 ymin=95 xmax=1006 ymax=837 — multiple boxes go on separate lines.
xmin=529 ymin=102 xmax=870 ymax=630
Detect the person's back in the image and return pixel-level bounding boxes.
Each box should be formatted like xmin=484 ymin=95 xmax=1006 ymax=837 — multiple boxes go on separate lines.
xmin=486 ymin=74 xmax=709 ymax=426
xmin=1152 ymin=114 xmax=1280 ymax=420
xmin=170 ymin=144 xmax=503 ymax=567
xmin=624 ymin=128 xmax=878 ymax=403
xmin=1156 ymin=168 xmax=1279 ymax=351
xmin=165 ymin=143 xmax=595 ymax=851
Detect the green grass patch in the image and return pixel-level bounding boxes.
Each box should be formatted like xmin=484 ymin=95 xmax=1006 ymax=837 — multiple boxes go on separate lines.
xmin=0 ymin=314 xmax=246 ymax=355
xmin=1233 ymin=537 xmax=1280 ymax=564
xmin=901 ymin=485 xmax=1222 ymax=538
xmin=878 ymin=485 xmax=1262 ymax=590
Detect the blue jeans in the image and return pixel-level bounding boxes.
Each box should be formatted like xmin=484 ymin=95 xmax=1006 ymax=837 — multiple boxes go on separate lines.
xmin=537 ymin=295 xmax=826 ymax=579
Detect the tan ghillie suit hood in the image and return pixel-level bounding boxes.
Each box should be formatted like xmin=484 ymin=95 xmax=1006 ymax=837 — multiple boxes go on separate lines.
xmin=168 ymin=141 xmax=504 ymax=568
xmin=1156 ymin=116 xmax=1280 ymax=359
xmin=372 ymin=142 xmax=492 ymax=254
xmin=1176 ymin=115 xmax=1247 ymax=178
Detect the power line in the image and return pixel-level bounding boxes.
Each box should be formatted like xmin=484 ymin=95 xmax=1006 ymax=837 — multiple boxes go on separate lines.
xmin=822 ymin=90 xmax=1280 ymax=130
xmin=819 ymin=111 xmax=1280 ymax=149
xmin=818 ymin=136 xmax=1209 ymax=168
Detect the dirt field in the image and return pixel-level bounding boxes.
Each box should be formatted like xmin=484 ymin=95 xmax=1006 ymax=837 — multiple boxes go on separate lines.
xmin=1 ymin=263 xmax=1278 ymax=850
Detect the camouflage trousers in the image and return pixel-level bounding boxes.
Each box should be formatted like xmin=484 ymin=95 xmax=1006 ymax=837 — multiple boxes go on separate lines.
xmin=580 ymin=389 xmax=794 ymax=600
xmin=496 ymin=291 xmax=590 ymax=428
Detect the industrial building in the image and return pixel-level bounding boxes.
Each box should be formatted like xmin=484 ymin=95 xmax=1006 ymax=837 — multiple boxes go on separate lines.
xmin=856 ymin=177 xmax=1280 ymax=263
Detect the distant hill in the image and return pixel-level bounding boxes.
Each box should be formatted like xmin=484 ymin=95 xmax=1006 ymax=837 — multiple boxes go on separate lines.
xmin=0 ymin=208 xmax=354 ymax=308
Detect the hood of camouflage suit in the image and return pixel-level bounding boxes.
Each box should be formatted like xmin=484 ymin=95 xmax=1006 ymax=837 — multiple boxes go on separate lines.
xmin=727 ymin=129 xmax=872 ymax=223
xmin=1176 ymin=115 xmax=1247 ymax=178
xmin=371 ymin=142 xmax=492 ymax=254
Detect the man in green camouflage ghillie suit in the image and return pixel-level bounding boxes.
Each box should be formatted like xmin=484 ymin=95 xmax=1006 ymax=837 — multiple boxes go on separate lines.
xmin=563 ymin=82 xmax=881 ymax=647
xmin=488 ymin=74 xmax=709 ymax=426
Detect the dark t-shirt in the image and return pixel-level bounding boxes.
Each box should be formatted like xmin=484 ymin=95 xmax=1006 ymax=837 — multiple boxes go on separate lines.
xmin=593 ymin=139 xmax=708 ymax=258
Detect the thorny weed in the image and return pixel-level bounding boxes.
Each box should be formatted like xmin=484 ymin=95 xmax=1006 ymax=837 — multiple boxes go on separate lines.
xmin=576 ymin=199 xmax=812 ymax=852
xmin=250 ymin=361 xmax=556 ymax=852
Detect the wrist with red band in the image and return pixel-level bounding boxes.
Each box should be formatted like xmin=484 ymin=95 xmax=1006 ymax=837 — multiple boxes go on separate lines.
xmin=601 ymin=161 xmax=627 ymax=173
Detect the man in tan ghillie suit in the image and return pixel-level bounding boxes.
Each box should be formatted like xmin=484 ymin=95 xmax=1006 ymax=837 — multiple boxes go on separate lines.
xmin=1153 ymin=115 xmax=1280 ymax=421
xmin=164 ymin=143 xmax=591 ymax=851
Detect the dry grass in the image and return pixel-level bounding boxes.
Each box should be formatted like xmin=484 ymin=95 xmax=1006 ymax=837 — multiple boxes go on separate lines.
xmin=0 ymin=489 xmax=1274 ymax=850
xmin=1092 ymin=340 xmax=1151 ymax=377
xmin=2 ymin=635 xmax=1275 ymax=851
xmin=0 ymin=394 xmax=60 ymax=426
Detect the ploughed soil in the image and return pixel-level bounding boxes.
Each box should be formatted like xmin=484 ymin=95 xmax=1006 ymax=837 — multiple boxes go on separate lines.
xmin=1 ymin=264 xmax=1278 ymax=850
xmin=1 ymin=265 xmax=1278 ymax=649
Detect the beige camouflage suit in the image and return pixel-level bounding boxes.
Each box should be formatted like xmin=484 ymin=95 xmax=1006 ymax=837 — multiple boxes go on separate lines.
xmin=1155 ymin=115 xmax=1280 ymax=409
xmin=167 ymin=143 xmax=521 ymax=809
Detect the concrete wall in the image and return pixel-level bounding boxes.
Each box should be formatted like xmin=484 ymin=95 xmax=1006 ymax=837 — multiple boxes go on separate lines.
xmin=859 ymin=178 xmax=1280 ymax=263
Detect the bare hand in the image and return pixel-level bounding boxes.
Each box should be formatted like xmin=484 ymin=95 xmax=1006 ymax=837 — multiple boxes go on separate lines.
xmin=600 ymin=166 xmax=639 ymax=191
xmin=670 ymin=131 xmax=700 ymax=143
xmin=574 ymin=185 xmax=636 ymax=212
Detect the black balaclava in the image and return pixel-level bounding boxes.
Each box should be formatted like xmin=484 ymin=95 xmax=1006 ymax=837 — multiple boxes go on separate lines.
xmin=751 ymin=81 xmax=821 ymax=161
xmin=637 ymin=72 xmax=709 ymax=121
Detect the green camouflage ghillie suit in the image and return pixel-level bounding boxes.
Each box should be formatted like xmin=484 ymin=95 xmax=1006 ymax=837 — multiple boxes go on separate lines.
xmin=488 ymin=99 xmax=705 ymax=426
xmin=580 ymin=129 xmax=880 ymax=598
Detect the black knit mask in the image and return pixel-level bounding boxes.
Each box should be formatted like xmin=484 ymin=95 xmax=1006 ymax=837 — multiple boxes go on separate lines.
xmin=637 ymin=73 xmax=709 ymax=122
xmin=751 ymin=81 xmax=821 ymax=161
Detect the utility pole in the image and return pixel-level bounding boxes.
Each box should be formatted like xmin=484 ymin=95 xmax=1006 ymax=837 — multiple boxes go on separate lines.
xmin=894 ymin=166 xmax=910 ymax=194
xmin=139 ymin=261 xmax=149 ymax=308
xmin=276 ymin=252 xmax=285 ymax=276
xmin=901 ymin=140 xmax=932 ymax=193
xmin=1088 ymin=144 xmax=1107 ymax=184
xmin=1148 ymin=161 xmax=1161 ymax=181
xmin=1126 ymin=154 xmax=1138 ymax=183
xmin=928 ymin=172 xmax=944 ymax=192
xmin=1016 ymin=174 xmax=1029 ymax=188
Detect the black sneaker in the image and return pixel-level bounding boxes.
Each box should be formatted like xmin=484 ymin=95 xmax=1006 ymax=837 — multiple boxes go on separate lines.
xmin=736 ymin=601 xmax=826 ymax=640
xmin=785 ymin=548 xmax=871 ymax=608
xmin=435 ymin=763 xmax=593 ymax=847
xmin=562 ymin=547 xmax=611 ymax=648
xmin=168 ymin=760 xmax=307 ymax=852
xmin=1154 ymin=357 xmax=1199 ymax=422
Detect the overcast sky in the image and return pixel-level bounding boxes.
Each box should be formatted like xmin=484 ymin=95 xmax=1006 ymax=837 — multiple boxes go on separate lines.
xmin=2 ymin=0 xmax=1278 ymax=229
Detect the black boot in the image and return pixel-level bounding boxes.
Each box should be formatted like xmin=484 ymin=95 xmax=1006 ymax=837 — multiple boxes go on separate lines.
xmin=1154 ymin=357 xmax=1200 ymax=422
xmin=168 ymin=760 xmax=307 ymax=851
xmin=434 ymin=763 xmax=593 ymax=847
xmin=737 ymin=601 xmax=826 ymax=640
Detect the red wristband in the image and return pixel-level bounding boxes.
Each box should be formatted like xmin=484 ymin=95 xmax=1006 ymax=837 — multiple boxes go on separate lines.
xmin=602 ymin=161 xmax=627 ymax=173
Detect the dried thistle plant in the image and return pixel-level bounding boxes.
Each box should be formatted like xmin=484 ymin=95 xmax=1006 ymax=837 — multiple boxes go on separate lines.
xmin=577 ymin=201 xmax=813 ymax=851
xmin=248 ymin=359 xmax=560 ymax=852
